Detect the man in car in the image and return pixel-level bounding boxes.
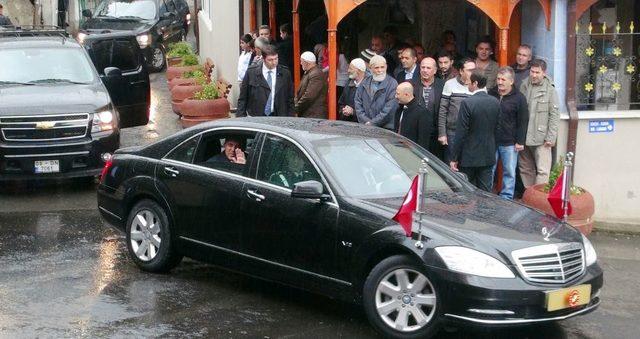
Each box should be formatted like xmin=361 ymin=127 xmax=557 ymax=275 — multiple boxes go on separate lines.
xmin=207 ymin=137 xmax=246 ymax=165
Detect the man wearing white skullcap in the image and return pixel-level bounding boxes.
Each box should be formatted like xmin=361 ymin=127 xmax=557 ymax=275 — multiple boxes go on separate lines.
xmin=338 ymin=58 xmax=367 ymax=122
xmin=294 ymin=51 xmax=327 ymax=118
xmin=354 ymin=55 xmax=399 ymax=129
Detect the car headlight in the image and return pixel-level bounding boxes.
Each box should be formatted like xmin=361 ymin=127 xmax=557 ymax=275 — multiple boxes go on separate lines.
xmin=435 ymin=246 xmax=515 ymax=278
xmin=92 ymin=110 xmax=114 ymax=133
xmin=136 ymin=33 xmax=151 ymax=48
xmin=582 ymin=234 xmax=597 ymax=266
xmin=77 ymin=32 xmax=87 ymax=44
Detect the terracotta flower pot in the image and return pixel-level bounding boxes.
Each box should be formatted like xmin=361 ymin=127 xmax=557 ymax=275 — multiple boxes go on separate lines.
xmin=166 ymin=56 xmax=183 ymax=67
xmin=180 ymin=98 xmax=230 ymax=128
xmin=521 ymin=184 xmax=595 ymax=235
xmin=168 ymin=77 xmax=200 ymax=90
xmin=166 ymin=65 xmax=201 ymax=81
xmin=170 ymin=84 xmax=203 ymax=115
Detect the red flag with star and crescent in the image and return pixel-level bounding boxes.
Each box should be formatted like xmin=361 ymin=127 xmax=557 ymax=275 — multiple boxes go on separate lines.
xmin=547 ymin=172 xmax=573 ymax=219
xmin=392 ymin=175 xmax=419 ymax=237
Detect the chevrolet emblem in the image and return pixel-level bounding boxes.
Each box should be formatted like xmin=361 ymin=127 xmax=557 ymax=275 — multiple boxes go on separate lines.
xmin=35 ymin=121 xmax=56 ymax=130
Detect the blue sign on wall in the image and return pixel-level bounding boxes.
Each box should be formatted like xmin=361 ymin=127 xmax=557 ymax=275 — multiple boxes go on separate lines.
xmin=589 ymin=120 xmax=614 ymax=133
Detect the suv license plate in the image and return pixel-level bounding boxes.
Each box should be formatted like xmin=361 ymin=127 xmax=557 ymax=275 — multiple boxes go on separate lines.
xmin=34 ymin=160 xmax=60 ymax=173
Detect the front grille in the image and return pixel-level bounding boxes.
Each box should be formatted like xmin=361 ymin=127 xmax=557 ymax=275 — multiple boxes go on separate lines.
xmin=512 ymin=243 xmax=585 ymax=284
xmin=0 ymin=114 xmax=89 ymax=142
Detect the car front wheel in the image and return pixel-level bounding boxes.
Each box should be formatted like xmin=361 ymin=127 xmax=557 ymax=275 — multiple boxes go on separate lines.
xmin=363 ymin=255 xmax=442 ymax=339
xmin=125 ymin=199 xmax=182 ymax=272
xmin=149 ymin=45 xmax=166 ymax=73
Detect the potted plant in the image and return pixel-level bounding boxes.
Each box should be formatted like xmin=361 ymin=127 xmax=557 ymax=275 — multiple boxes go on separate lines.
xmin=168 ymin=69 xmax=206 ymax=90
xmin=521 ymin=159 xmax=595 ymax=235
xmin=166 ymin=41 xmax=193 ymax=66
xmin=166 ymin=54 xmax=201 ymax=81
xmin=180 ymin=82 xmax=230 ymax=128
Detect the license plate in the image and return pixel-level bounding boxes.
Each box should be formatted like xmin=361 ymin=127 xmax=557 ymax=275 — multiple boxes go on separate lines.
xmin=34 ymin=160 xmax=60 ymax=174
xmin=545 ymin=284 xmax=591 ymax=312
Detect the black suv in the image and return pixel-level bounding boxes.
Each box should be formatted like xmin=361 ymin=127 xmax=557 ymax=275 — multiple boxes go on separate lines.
xmin=80 ymin=0 xmax=191 ymax=72
xmin=0 ymin=27 xmax=150 ymax=181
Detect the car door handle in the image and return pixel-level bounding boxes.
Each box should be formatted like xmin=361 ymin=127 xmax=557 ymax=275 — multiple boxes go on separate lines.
xmin=164 ymin=166 xmax=179 ymax=177
xmin=130 ymin=80 xmax=146 ymax=85
xmin=246 ymin=189 xmax=265 ymax=202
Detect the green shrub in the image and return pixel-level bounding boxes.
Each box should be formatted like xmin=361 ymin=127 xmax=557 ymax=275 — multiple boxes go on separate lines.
xmin=544 ymin=158 xmax=584 ymax=195
xmin=167 ymin=42 xmax=193 ymax=58
xmin=182 ymin=70 xmax=206 ymax=84
xmin=180 ymin=54 xmax=199 ymax=66
xmin=193 ymin=83 xmax=220 ymax=100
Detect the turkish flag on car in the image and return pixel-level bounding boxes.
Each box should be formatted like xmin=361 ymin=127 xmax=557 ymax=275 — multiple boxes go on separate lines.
xmin=392 ymin=176 xmax=419 ymax=237
xmin=547 ymin=172 xmax=573 ymax=219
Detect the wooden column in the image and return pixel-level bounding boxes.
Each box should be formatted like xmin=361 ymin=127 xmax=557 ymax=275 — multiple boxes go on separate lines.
xmin=292 ymin=0 xmax=301 ymax=90
xmin=268 ymin=0 xmax=277 ymax=39
xmin=497 ymin=28 xmax=509 ymax=66
xmin=249 ymin=0 xmax=257 ymax=31
xmin=327 ymin=28 xmax=338 ymax=120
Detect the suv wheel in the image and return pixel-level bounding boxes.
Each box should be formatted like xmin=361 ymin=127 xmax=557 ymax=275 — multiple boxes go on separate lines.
xmin=363 ymin=255 xmax=442 ymax=338
xmin=125 ymin=199 xmax=182 ymax=272
xmin=149 ymin=45 xmax=166 ymax=72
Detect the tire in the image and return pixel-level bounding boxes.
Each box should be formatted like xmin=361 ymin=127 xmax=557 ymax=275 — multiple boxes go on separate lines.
xmin=148 ymin=45 xmax=166 ymax=73
xmin=125 ymin=199 xmax=182 ymax=272
xmin=363 ymin=255 xmax=443 ymax=339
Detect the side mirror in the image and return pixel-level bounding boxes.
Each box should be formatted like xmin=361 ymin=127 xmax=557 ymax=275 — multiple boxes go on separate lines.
xmin=455 ymin=171 xmax=469 ymax=181
xmin=291 ymin=180 xmax=330 ymax=201
xmin=104 ymin=67 xmax=122 ymax=78
xmin=82 ymin=9 xmax=92 ymax=18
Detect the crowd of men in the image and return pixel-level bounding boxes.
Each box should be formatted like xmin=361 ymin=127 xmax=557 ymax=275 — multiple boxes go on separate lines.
xmin=235 ymin=25 xmax=559 ymax=199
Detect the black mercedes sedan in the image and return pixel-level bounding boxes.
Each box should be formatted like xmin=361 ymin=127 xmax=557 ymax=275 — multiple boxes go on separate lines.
xmin=97 ymin=118 xmax=603 ymax=338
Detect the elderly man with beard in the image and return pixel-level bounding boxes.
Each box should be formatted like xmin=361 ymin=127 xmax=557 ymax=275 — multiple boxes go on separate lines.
xmin=294 ymin=52 xmax=327 ymax=118
xmin=354 ymin=55 xmax=399 ymax=130
xmin=338 ymin=58 xmax=367 ymax=122
xmin=414 ymin=57 xmax=445 ymax=159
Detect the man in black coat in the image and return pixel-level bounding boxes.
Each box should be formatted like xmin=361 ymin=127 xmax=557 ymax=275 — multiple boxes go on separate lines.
xmin=394 ymin=82 xmax=431 ymax=150
xmin=237 ymin=44 xmax=294 ymax=117
xmin=413 ymin=57 xmax=445 ymax=159
xmin=395 ymin=47 xmax=420 ymax=86
xmin=338 ymin=58 xmax=367 ymax=122
xmin=450 ymin=72 xmax=500 ymax=192
xmin=277 ymin=23 xmax=294 ymax=69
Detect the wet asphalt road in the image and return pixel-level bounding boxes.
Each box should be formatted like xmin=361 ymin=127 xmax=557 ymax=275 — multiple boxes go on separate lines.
xmin=1 ymin=72 xmax=640 ymax=338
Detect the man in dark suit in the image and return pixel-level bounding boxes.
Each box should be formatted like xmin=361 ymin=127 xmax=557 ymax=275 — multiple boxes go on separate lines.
xmin=414 ymin=57 xmax=445 ymax=159
xmin=395 ymin=47 xmax=419 ymax=86
xmin=450 ymin=71 xmax=500 ymax=192
xmin=237 ymin=44 xmax=294 ymax=117
xmin=277 ymin=23 xmax=294 ymax=69
xmin=394 ymin=82 xmax=431 ymax=150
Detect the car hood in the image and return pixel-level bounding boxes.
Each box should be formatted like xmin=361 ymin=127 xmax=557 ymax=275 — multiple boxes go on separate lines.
xmin=359 ymin=190 xmax=583 ymax=254
xmin=82 ymin=18 xmax=155 ymax=34
xmin=0 ymin=83 xmax=111 ymax=115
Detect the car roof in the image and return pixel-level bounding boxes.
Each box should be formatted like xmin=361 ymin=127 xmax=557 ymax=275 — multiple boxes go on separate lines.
xmin=0 ymin=36 xmax=81 ymax=48
xmin=192 ymin=117 xmax=397 ymax=141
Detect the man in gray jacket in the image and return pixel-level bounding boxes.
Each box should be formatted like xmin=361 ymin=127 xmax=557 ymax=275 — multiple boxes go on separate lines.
xmin=519 ymin=59 xmax=560 ymax=187
xmin=355 ymin=55 xmax=398 ymax=130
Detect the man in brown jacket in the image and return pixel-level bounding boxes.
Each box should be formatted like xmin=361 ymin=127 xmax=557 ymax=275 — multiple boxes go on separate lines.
xmin=294 ymin=51 xmax=327 ymax=118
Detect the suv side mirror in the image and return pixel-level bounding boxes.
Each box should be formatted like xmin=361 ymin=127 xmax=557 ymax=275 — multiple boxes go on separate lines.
xmin=291 ymin=180 xmax=330 ymax=201
xmin=104 ymin=67 xmax=122 ymax=78
xmin=82 ymin=9 xmax=92 ymax=18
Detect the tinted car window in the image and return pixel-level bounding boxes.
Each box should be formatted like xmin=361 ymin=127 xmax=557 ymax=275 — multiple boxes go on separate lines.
xmin=159 ymin=0 xmax=176 ymax=15
xmin=87 ymin=39 xmax=139 ymax=74
xmin=95 ymin=0 xmax=157 ymax=20
xmin=257 ymin=134 xmax=321 ymax=189
xmin=166 ymin=135 xmax=200 ymax=163
xmin=193 ymin=131 xmax=257 ymax=176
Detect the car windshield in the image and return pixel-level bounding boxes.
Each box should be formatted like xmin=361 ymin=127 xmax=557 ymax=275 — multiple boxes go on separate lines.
xmin=95 ymin=0 xmax=157 ymax=20
xmin=313 ymin=136 xmax=466 ymax=199
xmin=0 ymin=48 xmax=95 ymax=84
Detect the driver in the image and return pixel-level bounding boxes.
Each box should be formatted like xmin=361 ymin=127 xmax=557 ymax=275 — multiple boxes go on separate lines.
xmin=268 ymin=150 xmax=316 ymax=188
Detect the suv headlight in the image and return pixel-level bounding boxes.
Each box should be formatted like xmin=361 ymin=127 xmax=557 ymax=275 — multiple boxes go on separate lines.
xmin=435 ymin=246 xmax=515 ymax=278
xmin=92 ymin=110 xmax=114 ymax=133
xmin=136 ymin=33 xmax=151 ymax=48
xmin=77 ymin=32 xmax=87 ymax=44
xmin=582 ymin=234 xmax=597 ymax=266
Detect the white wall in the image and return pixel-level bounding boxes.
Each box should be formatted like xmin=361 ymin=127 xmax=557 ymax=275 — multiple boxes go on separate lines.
xmin=198 ymin=0 xmax=241 ymax=107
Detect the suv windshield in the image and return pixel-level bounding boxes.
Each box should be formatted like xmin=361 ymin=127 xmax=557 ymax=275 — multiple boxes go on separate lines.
xmin=0 ymin=48 xmax=95 ymax=84
xmin=95 ymin=0 xmax=157 ymax=20
xmin=313 ymin=137 xmax=465 ymax=199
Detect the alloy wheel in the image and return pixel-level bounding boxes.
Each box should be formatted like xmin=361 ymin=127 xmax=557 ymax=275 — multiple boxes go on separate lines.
xmin=152 ymin=47 xmax=165 ymax=69
xmin=129 ymin=209 xmax=162 ymax=261
xmin=375 ymin=268 xmax=437 ymax=332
